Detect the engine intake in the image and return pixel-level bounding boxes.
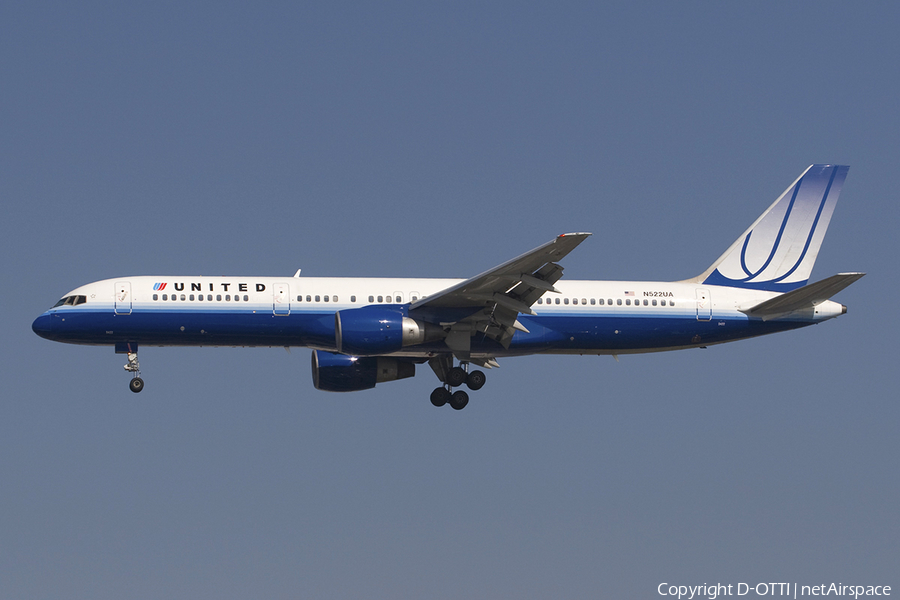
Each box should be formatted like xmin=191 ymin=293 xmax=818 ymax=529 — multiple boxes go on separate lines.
xmin=311 ymin=350 xmax=415 ymax=392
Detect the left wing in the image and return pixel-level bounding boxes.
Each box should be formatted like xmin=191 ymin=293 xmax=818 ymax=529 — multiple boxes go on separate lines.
xmin=410 ymin=233 xmax=591 ymax=359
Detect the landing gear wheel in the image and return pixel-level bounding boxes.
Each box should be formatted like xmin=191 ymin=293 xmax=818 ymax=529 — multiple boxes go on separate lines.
xmin=129 ymin=377 xmax=144 ymax=393
xmin=465 ymin=370 xmax=486 ymax=391
xmin=447 ymin=366 xmax=467 ymax=387
xmin=449 ymin=390 xmax=469 ymax=410
xmin=430 ymin=387 xmax=451 ymax=407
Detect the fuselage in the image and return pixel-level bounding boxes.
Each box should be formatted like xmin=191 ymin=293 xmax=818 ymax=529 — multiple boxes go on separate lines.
xmin=32 ymin=275 xmax=845 ymax=359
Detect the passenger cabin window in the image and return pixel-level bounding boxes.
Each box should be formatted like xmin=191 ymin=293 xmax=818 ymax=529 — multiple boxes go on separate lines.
xmin=351 ymin=295 xmax=356 ymax=303
xmin=377 ymin=295 xmax=383 ymax=302
xmin=315 ymin=295 xmax=321 ymax=302
xmin=368 ymin=295 xmax=374 ymax=303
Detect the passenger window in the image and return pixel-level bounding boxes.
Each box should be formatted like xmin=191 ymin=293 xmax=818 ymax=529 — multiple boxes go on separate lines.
xmin=315 ymin=295 xmax=321 ymax=302
xmin=643 ymin=299 xmax=648 ymax=306
xmin=617 ymin=299 xmax=622 ymax=306
xmin=226 ymin=295 xmax=231 ymax=301
xmin=190 ymin=294 xmax=195 ymax=301
xmin=596 ymin=298 xmax=602 ymax=305
xmin=181 ymin=294 xmax=186 ymax=301
xmin=243 ymin=295 xmax=248 ymax=301
xmin=306 ymin=295 xmax=311 ymax=302
xmin=153 ymin=294 xmax=158 ymax=301
xmin=368 ymin=295 xmax=374 ymax=303
xmin=670 ymin=300 xmax=675 ymax=306
xmin=537 ymin=298 xmax=543 ymax=304
xmin=297 ymin=295 xmax=302 ymax=302
xmin=652 ymin=299 xmax=657 ymax=306
xmin=334 ymin=296 xmax=338 ymax=302
xmin=208 ymin=295 xmax=212 ymax=301
xmin=564 ymin=298 xmax=569 ymax=305
xmin=555 ymin=298 xmax=560 ymax=305
xmin=351 ymin=295 xmax=356 ymax=303
xmin=324 ymin=295 xmax=329 ymax=302
xmin=377 ymin=295 xmax=383 ymax=302
xmin=582 ymin=298 xmax=587 ymax=305
xmin=216 ymin=295 xmax=221 ymax=301
xmin=162 ymin=294 xmax=167 ymax=301
xmin=396 ymin=295 xmax=401 ymax=303
xmin=411 ymin=296 xmax=417 ymax=302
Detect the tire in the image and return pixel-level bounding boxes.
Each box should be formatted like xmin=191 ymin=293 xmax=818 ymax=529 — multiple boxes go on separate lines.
xmin=430 ymin=387 xmax=450 ymax=407
xmin=449 ymin=390 xmax=469 ymax=410
xmin=447 ymin=366 xmax=467 ymax=387
xmin=129 ymin=377 xmax=144 ymax=393
xmin=465 ymin=370 xmax=486 ymax=391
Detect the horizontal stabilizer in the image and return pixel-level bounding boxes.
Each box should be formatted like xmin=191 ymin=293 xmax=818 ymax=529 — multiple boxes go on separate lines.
xmin=740 ymin=272 xmax=865 ymax=320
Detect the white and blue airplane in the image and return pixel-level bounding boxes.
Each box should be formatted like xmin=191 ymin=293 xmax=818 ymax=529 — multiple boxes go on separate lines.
xmin=33 ymin=165 xmax=863 ymax=410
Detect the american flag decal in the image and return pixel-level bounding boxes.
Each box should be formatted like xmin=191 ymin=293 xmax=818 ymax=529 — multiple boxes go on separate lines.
xmin=153 ymin=282 xmax=167 ymax=291
xmin=624 ymin=290 xmax=634 ymax=296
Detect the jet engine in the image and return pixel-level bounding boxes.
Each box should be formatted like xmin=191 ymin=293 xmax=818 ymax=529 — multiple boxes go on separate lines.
xmin=311 ymin=350 xmax=415 ymax=392
xmin=334 ymin=306 xmax=439 ymax=356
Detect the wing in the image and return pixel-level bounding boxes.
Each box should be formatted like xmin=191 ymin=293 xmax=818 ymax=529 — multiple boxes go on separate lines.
xmin=410 ymin=232 xmax=591 ymax=359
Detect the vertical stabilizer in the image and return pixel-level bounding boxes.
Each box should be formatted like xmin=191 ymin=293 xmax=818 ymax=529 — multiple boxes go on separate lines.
xmin=695 ymin=164 xmax=848 ymax=292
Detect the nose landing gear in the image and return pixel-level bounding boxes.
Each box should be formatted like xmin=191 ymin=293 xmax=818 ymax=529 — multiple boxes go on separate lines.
xmin=123 ymin=350 xmax=144 ymax=393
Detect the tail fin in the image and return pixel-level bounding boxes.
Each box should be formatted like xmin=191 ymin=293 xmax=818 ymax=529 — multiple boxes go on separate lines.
xmin=693 ymin=164 xmax=849 ymax=292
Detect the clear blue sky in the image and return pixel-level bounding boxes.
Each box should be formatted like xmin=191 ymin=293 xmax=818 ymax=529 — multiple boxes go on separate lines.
xmin=2 ymin=2 xmax=897 ymax=598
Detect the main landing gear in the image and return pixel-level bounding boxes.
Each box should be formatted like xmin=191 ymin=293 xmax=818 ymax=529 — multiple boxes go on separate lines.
xmin=124 ymin=351 xmax=144 ymax=393
xmin=429 ymin=361 xmax=486 ymax=410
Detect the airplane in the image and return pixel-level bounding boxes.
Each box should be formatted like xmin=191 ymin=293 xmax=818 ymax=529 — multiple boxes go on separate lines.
xmin=33 ymin=164 xmax=863 ymax=410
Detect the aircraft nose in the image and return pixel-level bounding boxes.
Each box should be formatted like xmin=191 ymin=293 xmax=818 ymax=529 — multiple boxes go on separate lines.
xmin=32 ymin=313 xmax=53 ymax=339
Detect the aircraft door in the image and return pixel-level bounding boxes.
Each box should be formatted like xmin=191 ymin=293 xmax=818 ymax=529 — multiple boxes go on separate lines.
xmin=273 ymin=283 xmax=290 ymax=316
xmin=695 ymin=288 xmax=711 ymax=321
xmin=115 ymin=281 xmax=132 ymax=315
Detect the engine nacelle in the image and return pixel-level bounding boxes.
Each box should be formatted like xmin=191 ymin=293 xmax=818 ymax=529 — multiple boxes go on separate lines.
xmin=311 ymin=350 xmax=415 ymax=392
xmin=335 ymin=306 xmax=436 ymax=356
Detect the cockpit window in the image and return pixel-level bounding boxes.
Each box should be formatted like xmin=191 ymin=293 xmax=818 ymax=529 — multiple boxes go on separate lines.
xmin=52 ymin=295 xmax=86 ymax=308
